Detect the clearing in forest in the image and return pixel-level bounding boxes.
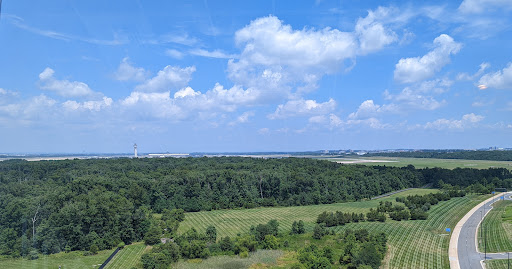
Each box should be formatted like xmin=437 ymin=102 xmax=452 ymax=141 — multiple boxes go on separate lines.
xmin=180 ymin=189 xmax=488 ymax=269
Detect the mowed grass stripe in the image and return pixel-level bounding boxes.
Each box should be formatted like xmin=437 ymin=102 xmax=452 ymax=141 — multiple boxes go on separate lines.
xmin=478 ymin=200 xmax=512 ymax=253
xmin=179 ymin=189 xmax=484 ymax=269
xmin=104 ymin=243 xmax=146 ymax=269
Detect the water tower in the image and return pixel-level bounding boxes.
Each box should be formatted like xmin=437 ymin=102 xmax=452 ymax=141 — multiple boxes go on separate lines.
xmin=133 ymin=143 xmax=138 ymax=158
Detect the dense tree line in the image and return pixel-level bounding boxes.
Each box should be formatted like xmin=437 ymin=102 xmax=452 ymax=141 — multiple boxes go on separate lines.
xmin=365 ymin=150 xmax=512 ymax=161
xmin=0 ymin=157 xmax=510 ymax=258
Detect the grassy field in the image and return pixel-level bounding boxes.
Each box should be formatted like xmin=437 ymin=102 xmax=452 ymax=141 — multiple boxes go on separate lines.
xmin=0 ymin=249 xmax=113 ymax=269
xmin=320 ymin=157 xmax=512 ymax=169
xmin=485 ymin=259 xmax=512 ymax=269
xmin=173 ymin=250 xmax=284 ymax=269
xmin=104 ymin=243 xmax=147 ymax=269
xmin=179 ymin=188 xmax=439 ymax=237
xmin=478 ymin=200 xmax=512 ymax=253
xmin=180 ymin=189 xmax=488 ymax=269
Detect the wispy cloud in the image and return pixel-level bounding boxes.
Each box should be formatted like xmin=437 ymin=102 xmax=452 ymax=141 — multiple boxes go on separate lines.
xmin=6 ymin=14 xmax=128 ymax=45
xmin=189 ymin=49 xmax=238 ymax=59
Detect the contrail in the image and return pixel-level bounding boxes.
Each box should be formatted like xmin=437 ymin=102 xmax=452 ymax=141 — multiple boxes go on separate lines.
xmin=0 ymin=0 xmax=2 ymax=20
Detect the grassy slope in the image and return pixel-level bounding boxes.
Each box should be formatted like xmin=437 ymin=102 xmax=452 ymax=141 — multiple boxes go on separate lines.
xmin=0 ymin=249 xmax=113 ymax=269
xmin=104 ymin=243 xmax=147 ymax=269
xmin=485 ymin=259 xmax=512 ymax=269
xmin=478 ymin=200 xmax=512 ymax=253
xmin=179 ymin=189 xmax=438 ymax=237
xmin=321 ymin=157 xmax=512 ymax=169
xmin=180 ymin=189 xmax=488 ymax=269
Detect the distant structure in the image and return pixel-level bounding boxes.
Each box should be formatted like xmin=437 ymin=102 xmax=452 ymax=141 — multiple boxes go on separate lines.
xmin=134 ymin=143 xmax=138 ymax=158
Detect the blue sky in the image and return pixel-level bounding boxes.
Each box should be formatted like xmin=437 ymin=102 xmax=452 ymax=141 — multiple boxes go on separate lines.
xmin=1 ymin=0 xmax=512 ymax=153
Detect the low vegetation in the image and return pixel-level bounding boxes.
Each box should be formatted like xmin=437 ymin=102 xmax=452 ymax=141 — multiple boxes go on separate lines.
xmin=478 ymin=200 xmax=512 ymax=253
xmin=181 ymin=190 xmax=490 ymax=269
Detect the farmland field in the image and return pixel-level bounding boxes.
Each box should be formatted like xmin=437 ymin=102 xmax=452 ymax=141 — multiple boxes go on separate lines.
xmin=319 ymin=157 xmax=512 ymax=169
xmin=180 ymin=189 xmax=489 ymax=269
xmin=478 ymin=200 xmax=512 ymax=253
xmin=0 ymin=249 xmax=112 ymax=269
xmin=104 ymin=243 xmax=147 ymax=269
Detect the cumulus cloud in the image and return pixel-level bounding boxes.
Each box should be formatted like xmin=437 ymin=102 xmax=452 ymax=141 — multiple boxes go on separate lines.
xmin=38 ymin=68 xmax=97 ymax=98
xmin=423 ymin=113 xmax=484 ymax=130
xmin=348 ymin=100 xmax=397 ymax=119
xmin=459 ymin=0 xmax=512 ymax=13
xmin=384 ymin=85 xmax=446 ymax=111
xmin=478 ymin=62 xmax=512 ymax=89
xmin=135 ymin=65 xmax=196 ymax=92
xmin=120 ymin=83 xmax=263 ymax=120
xmin=114 ymin=57 xmax=149 ymax=82
xmin=394 ymin=34 xmax=462 ymax=83
xmin=189 ymin=49 xmax=237 ymax=59
xmin=62 ymin=97 xmax=113 ymax=112
xmin=355 ymin=7 xmax=399 ymax=54
xmin=268 ymin=98 xmax=336 ymax=119
xmin=174 ymin=87 xmax=200 ymax=99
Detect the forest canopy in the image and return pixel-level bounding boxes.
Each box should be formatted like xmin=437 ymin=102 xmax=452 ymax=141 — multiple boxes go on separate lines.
xmin=0 ymin=157 xmax=510 ymax=257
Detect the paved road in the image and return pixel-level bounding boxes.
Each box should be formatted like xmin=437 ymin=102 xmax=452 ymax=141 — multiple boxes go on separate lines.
xmin=456 ymin=193 xmax=512 ymax=269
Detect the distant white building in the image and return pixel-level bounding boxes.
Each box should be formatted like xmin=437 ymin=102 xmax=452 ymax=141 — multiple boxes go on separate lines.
xmin=134 ymin=144 xmax=138 ymax=158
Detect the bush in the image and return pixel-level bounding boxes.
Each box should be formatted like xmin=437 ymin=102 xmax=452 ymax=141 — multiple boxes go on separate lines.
xmin=262 ymin=235 xmax=278 ymax=249
xmin=118 ymin=242 xmax=126 ymax=249
xmin=239 ymin=250 xmax=249 ymax=258
xmin=29 ymin=250 xmax=39 ymax=260
xmin=89 ymin=244 xmax=99 ymax=255
xmin=313 ymin=223 xmax=327 ymax=239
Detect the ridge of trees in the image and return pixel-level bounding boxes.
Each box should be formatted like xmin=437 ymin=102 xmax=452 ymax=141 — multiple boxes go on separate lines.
xmin=364 ymin=150 xmax=512 ymax=161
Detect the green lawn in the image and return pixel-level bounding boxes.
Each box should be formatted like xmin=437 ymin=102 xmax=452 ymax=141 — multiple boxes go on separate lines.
xmin=104 ymin=243 xmax=147 ymax=269
xmin=320 ymin=157 xmax=512 ymax=169
xmin=0 ymin=249 xmax=113 ymax=269
xmin=478 ymin=200 xmax=512 ymax=253
xmin=180 ymin=189 xmax=488 ymax=269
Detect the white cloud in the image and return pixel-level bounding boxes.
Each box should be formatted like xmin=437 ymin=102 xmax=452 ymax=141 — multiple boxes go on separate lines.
xmin=459 ymin=0 xmax=512 ymax=13
xmin=62 ymin=97 xmax=113 ymax=112
xmin=165 ymin=49 xmax=185 ymax=59
xmin=144 ymin=33 xmax=198 ymax=46
xmin=114 ymin=57 xmax=149 ymax=82
xmin=355 ymin=7 xmax=399 ymax=54
xmin=258 ymin=128 xmax=270 ymax=135
xmin=478 ymin=62 xmax=512 ymax=89
xmin=0 ymin=95 xmax=58 ymax=121
xmin=348 ymin=100 xmax=397 ymax=119
xmin=174 ymin=87 xmax=200 ymax=98
xmin=189 ymin=49 xmax=237 ymax=59
xmin=8 ymin=15 xmax=128 ymax=45
xmin=268 ymin=99 xmax=336 ymax=119
xmin=120 ymin=83 xmax=263 ymax=120
xmin=394 ymin=34 xmax=462 ymax=83
xmin=344 ymin=117 xmax=390 ymax=129
xmin=234 ymin=16 xmax=357 ymax=70
xmin=456 ymin=62 xmax=490 ymax=81
xmin=230 ymin=111 xmax=255 ymax=125
xmin=423 ymin=113 xmax=484 ymax=130
xmin=135 ymin=65 xmax=196 ymax=92
xmin=38 ymin=67 xmax=97 ymax=98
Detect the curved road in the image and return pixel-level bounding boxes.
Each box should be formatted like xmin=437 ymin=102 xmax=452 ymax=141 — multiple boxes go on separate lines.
xmin=450 ymin=192 xmax=512 ymax=269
